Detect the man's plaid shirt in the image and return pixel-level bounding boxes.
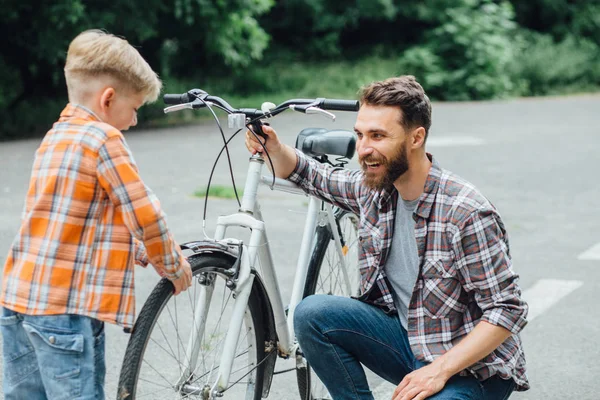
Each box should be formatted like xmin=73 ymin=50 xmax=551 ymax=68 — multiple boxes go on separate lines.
xmin=1 ymin=104 xmax=186 ymax=328
xmin=288 ymin=150 xmax=529 ymax=390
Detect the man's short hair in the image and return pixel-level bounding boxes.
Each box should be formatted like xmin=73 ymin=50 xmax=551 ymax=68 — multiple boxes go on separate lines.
xmin=359 ymin=76 xmax=432 ymax=140
xmin=64 ymin=29 xmax=162 ymax=103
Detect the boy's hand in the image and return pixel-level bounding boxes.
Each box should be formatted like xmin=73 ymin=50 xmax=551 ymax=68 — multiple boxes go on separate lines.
xmin=245 ymin=125 xmax=283 ymax=156
xmin=171 ymin=259 xmax=192 ymax=295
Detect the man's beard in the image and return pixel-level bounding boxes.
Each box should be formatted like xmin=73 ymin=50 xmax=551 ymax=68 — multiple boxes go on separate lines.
xmin=360 ymin=142 xmax=409 ymax=190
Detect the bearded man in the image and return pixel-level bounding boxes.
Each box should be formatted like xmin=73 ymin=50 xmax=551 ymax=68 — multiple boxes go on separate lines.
xmin=245 ymin=76 xmax=529 ymax=400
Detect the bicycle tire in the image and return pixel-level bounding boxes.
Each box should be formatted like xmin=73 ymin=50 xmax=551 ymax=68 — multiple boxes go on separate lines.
xmin=296 ymin=210 xmax=360 ymax=400
xmin=118 ymin=253 xmax=267 ymax=400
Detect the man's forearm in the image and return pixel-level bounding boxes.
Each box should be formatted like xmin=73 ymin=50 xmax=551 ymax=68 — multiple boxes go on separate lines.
xmin=393 ymin=318 xmax=515 ymax=399
xmin=433 ymin=320 xmax=512 ymax=380
xmin=269 ymin=143 xmax=298 ymax=179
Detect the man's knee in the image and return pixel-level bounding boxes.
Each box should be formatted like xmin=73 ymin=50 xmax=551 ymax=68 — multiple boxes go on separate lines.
xmin=294 ymin=295 xmax=318 ymax=334
xmin=294 ymin=294 xmax=336 ymax=339
xmin=426 ymin=375 xmax=484 ymax=400
xmin=295 ymin=295 xmax=366 ymax=341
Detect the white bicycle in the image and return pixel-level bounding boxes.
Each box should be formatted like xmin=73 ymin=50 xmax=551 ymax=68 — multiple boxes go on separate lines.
xmin=117 ymin=89 xmax=361 ymax=399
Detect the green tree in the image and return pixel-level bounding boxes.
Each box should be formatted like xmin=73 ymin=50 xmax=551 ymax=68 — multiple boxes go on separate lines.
xmin=0 ymin=0 xmax=274 ymax=139
xmin=399 ymin=0 xmax=521 ymax=100
xmin=262 ymin=0 xmax=399 ymax=58
xmin=510 ymin=0 xmax=600 ymax=43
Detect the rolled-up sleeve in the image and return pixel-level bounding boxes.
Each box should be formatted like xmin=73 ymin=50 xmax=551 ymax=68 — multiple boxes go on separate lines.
xmin=133 ymin=239 xmax=149 ymax=267
xmin=287 ymin=149 xmax=362 ymax=215
xmin=452 ymin=209 xmax=528 ymax=334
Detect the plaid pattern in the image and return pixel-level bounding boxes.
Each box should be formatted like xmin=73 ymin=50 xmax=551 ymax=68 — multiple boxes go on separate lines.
xmin=1 ymin=104 xmax=185 ymax=328
xmin=289 ymin=150 xmax=529 ymax=390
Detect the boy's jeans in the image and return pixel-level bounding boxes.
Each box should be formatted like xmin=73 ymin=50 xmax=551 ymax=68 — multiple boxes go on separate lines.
xmin=0 ymin=307 xmax=105 ymax=400
xmin=294 ymin=295 xmax=516 ymax=400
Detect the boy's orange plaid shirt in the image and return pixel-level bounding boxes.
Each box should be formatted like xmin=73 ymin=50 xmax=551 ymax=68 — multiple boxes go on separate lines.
xmin=1 ymin=104 xmax=185 ymax=328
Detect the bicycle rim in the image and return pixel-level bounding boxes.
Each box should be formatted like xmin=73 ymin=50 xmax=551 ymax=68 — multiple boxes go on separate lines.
xmin=119 ymin=254 xmax=265 ymax=399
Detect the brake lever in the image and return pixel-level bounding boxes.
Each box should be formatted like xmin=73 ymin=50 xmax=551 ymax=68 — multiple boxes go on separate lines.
xmin=289 ymin=104 xmax=335 ymax=121
xmin=305 ymin=106 xmax=336 ymax=121
xmin=163 ymin=99 xmax=208 ymax=114
xmin=164 ymin=103 xmax=193 ymax=113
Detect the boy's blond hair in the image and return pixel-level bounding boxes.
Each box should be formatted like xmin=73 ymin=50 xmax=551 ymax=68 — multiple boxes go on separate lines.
xmin=65 ymin=29 xmax=162 ymax=103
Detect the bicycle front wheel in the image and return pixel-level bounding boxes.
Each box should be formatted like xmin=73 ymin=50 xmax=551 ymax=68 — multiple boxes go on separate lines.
xmin=296 ymin=210 xmax=360 ymax=400
xmin=118 ymin=253 xmax=267 ymax=399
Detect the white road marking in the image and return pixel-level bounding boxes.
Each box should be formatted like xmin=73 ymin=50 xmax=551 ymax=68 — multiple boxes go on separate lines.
xmin=427 ymin=136 xmax=485 ymax=147
xmin=371 ymin=278 xmax=583 ymax=399
xmin=578 ymin=242 xmax=600 ymax=260
xmin=521 ymin=278 xmax=583 ymax=322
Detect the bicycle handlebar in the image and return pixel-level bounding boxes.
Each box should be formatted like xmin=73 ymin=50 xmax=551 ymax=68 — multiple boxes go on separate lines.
xmin=320 ymin=99 xmax=360 ymax=112
xmin=164 ymin=93 xmax=194 ymax=104
xmin=163 ymin=89 xmax=359 ymax=118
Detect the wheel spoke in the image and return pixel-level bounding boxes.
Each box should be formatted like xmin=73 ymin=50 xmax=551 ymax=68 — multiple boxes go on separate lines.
xmin=119 ymin=255 xmax=264 ymax=399
xmin=299 ymin=211 xmax=359 ymax=400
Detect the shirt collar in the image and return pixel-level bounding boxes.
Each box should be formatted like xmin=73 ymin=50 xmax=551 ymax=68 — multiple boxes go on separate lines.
xmin=59 ymin=103 xmax=103 ymax=122
xmin=414 ymin=153 xmax=441 ymax=219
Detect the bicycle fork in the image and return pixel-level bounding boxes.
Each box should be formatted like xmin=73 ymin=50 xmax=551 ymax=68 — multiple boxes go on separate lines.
xmin=176 ymin=244 xmax=256 ymax=399
xmin=176 ymin=278 xmax=215 ymax=396
xmin=211 ymin=247 xmax=255 ymax=397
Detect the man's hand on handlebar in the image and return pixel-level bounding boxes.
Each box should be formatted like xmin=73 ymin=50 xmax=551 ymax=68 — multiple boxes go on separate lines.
xmin=163 ymin=89 xmax=358 ymax=179
xmin=245 ymin=125 xmax=299 ymax=178
xmin=245 ymin=125 xmax=283 ymax=156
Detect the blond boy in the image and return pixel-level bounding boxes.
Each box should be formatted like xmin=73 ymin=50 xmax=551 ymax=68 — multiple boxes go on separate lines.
xmin=0 ymin=30 xmax=192 ymax=399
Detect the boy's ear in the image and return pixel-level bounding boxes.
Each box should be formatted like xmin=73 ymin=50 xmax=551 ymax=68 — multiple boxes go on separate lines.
xmin=99 ymin=87 xmax=116 ymax=112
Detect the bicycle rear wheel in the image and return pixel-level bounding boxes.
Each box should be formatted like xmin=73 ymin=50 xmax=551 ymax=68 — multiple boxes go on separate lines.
xmin=118 ymin=253 xmax=268 ymax=399
xmin=296 ymin=210 xmax=360 ymax=400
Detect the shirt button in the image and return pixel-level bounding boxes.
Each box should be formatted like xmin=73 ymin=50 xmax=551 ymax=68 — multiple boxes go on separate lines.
xmin=49 ymin=336 xmax=56 ymax=344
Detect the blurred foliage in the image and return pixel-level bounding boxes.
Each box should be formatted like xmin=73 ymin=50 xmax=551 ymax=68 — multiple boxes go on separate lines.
xmin=511 ymin=31 xmax=600 ymax=96
xmin=1 ymin=0 xmax=599 ymax=140
xmin=510 ymin=0 xmax=600 ymax=43
xmin=261 ymin=0 xmax=399 ymax=58
xmin=0 ymin=0 xmax=273 ymax=139
xmin=398 ymin=0 xmax=521 ymax=100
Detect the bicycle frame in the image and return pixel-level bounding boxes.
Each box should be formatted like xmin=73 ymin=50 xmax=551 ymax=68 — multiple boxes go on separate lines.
xmin=186 ymin=153 xmax=350 ymax=397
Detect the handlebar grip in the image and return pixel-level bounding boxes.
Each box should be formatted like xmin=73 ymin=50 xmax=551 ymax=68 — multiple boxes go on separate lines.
xmin=320 ymin=99 xmax=360 ymax=112
xmin=250 ymin=120 xmax=269 ymax=142
xmin=164 ymin=93 xmax=192 ymax=105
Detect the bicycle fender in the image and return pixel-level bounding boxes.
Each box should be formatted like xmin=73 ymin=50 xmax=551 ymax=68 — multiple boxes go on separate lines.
xmin=180 ymin=239 xmax=241 ymax=260
xmin=180 ymin=239 xmax=279 ymax=395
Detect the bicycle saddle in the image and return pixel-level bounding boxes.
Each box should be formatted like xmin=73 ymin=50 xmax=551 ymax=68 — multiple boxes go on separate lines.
xmin=295 ymin=128 xmax=356 ymax=160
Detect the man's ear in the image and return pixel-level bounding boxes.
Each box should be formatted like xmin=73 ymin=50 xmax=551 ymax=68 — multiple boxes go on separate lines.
xmin=411 ymin=127 xmax=427 ymax=149
xmin=99 ymin=87 xmax=116 ymax=113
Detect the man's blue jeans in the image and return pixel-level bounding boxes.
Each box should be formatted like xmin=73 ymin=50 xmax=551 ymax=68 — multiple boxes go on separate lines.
xmin=294 ymin=295 xmax=515 ymax=400
xmin=0 ymin=307 xmax=105 ymax=400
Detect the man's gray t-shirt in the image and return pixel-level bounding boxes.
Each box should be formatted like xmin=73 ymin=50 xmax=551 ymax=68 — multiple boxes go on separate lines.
xmin=384 ymin=196 xmax=420 ymax=329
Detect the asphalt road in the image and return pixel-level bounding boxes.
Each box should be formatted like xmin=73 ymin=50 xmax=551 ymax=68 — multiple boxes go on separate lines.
xmin=0 ymin=93 xmax=599 ymax=399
